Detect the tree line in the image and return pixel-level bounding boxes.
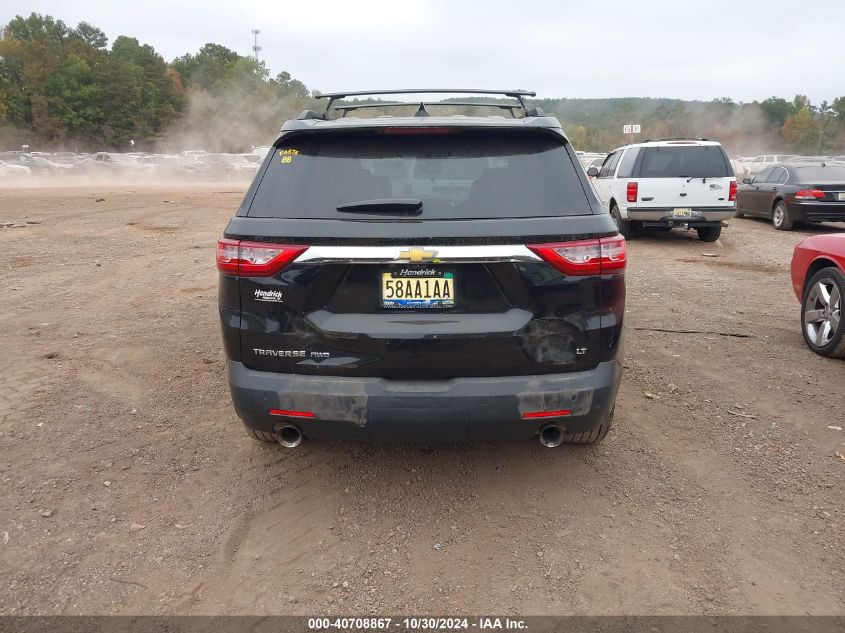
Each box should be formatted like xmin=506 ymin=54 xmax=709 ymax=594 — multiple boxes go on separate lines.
xmin=542 ymin=95 xmax=845 ymax=155
xmin=0 ymin=13 xmax=316 ymax=152
xmin=1 ymin=13 xmax=844 ymax=155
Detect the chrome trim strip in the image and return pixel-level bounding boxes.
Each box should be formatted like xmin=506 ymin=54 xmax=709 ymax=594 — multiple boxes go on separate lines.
xmin=298 ymin=244 xmax=541 ymax=263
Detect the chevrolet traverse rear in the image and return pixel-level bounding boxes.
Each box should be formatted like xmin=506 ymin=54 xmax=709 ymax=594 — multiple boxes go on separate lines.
xmin=217 ymin=89 xmax=625 ymax=447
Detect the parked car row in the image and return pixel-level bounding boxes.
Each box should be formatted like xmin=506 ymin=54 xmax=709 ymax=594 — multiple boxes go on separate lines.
xmin=583 ymin=139 xmax=843 ymax=360
xmin=0 ymin=152 xmax=75 ymax=176
xmin=585 ymin=140 xmax=845 ymax=236
xmin=0 ymin=150 xmax=266 ymax=180
xmin=0 ymin=160 xmax=32 ymax=177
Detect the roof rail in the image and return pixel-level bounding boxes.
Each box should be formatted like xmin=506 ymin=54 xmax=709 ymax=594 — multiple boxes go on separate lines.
xmin=313 ymin=89 xmax=536 ymax=119
xmin=334 ymin=101 xmax=524 ymax=118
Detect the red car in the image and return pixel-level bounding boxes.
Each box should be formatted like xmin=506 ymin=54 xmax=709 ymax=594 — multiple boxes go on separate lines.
xmin=791 ymin=233 xmax=845 ymax=357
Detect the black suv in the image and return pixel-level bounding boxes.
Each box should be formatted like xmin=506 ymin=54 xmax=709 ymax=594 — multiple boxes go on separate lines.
xmin=217 ymin=89 xmax=625 ymax=448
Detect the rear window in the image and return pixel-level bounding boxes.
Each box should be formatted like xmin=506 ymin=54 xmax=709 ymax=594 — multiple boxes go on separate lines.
xmin=793 ymin=166 xmax=845 ymax=181
xmin=248 ymin=130 xmax=591 ymax=219
xmin=638 ymin=146 xmax=731 ymax=179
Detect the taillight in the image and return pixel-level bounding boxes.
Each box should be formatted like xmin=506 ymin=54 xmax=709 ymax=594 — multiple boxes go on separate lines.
xmin=626 ymin=181 xmax=638 ymax=203
xmin=216 ymin=239 xmax=308 ymax=276
xmin=527 ymin=235 xmax=627 ymax=276
xmin=728 ymin=180 xmax=737 ymax=202
xmin=794 ymin=189 xmax=825 ymax=200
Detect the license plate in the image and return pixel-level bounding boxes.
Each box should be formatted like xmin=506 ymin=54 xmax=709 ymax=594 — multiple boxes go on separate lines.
xmin=672 ymin=207 xmax=692 ymax=218
xmin=381 ymin=271 xmax=455 ymax=309
xmin=837 ymin=193 xmax=845 ymax=201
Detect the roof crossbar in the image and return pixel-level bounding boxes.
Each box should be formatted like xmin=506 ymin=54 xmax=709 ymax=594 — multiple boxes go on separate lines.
xmin=335 ymin=101 xmax=522 ymax=118
xmin=313 ymin=89 xmax=536 ymax=118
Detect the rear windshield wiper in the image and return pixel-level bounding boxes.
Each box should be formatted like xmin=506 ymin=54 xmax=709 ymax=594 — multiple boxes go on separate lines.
xmin=336 ymin=198 xmax=423 ymax=215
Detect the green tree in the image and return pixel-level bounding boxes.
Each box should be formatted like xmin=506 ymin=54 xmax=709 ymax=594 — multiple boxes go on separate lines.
xmin=782 ymin=106 xmax=820 ymax=153
xmin=45 ymin=53 xmax=101 ymax=139
xmin=791 ymin=94 xmax=814 ymax=114
xmin=759 ymin=97 xmax=791 ymax=129
xmin=566 ymin=124 xmax=588 ymax=149
xmin=73 ymin=22 xmax=107 ymax=49
xmin=831 ymin=96 xmax=845 ymax=121
xmin=275 ymin=71 xmax=309 ymax=98
xmin=5 ymin=12 xmax=69 ymax=44
xmin=0 ymin=14 xmax=186 ymax=147
xmin=172 ymin=43 xmax=241 ymax=91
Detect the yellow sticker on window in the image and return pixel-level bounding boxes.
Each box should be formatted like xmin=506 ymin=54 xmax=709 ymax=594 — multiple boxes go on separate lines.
xmin=280 ymin=148 xmax=298 ymax=165
xmin=281 ymin=156 xmax=293 ymax=164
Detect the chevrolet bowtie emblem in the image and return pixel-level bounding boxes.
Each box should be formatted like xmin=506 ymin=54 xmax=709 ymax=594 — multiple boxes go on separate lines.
xmin=398 ymin=247 xmax=437 ymax=262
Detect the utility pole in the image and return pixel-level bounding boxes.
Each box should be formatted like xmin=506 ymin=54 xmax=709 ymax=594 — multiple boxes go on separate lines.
xmin=251 ymin=29 xmax=261 ymax=61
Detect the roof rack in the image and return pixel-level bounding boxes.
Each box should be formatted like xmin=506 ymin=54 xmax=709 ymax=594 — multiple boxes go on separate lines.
xmin=334 ymin=101 xmax=524 ymax=118
xmin=312 ymin=89 xmax=536 ymax=119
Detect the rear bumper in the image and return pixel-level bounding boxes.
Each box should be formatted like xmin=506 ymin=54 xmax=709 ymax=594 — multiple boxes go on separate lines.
xmin=626 ymin=207 xmax=735 ymax=225
xmin=787 ymin=201 xmax=845 ymax=222
xmin=227 ymin=360 xmax=622 ymax=442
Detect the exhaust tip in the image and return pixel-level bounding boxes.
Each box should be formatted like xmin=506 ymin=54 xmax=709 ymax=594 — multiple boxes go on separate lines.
xmin=277 ymin=425 xmax=303 ymax=448
xmin=539 ymin=424 xmax=564 ymax=448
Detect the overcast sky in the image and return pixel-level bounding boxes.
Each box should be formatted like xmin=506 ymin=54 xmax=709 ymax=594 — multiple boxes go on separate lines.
xmin=4 ymin=0 xmax=844 ymax=103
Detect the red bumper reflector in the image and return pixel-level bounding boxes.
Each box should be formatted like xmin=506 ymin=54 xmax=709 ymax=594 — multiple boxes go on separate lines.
xmin=269 ymin=409 xmax=315 ymax=418
xmin=522 ymin=409 xmax=572 ymax=419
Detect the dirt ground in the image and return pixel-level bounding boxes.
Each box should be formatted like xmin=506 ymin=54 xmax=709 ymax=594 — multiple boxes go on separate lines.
xmin=1 ymin=185 xmax=843 ymax=616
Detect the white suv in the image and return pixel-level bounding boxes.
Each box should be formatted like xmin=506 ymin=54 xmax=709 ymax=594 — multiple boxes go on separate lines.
xmin=589 ymin=139 xmax=737 ymax=242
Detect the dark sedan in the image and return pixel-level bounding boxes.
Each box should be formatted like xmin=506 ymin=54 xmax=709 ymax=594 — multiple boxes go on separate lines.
xmin=735 ymin=162 xmax=845 ymax=230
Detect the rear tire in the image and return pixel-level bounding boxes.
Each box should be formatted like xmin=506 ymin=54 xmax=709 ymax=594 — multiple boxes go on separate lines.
xmin=562 ymin=408 xmax=613 ymax=444
xmin=697 ymin=225 xmax=722 ymax=242
xmin=801 ymin=267 xmax=845 ymax=358
xmin=244 ymin=426 xmax=277 ymax=442
xmin=610 ymin=204 xmax=632 ymax=239
xmin=772 ymin=201 xmax=794 ymax=230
